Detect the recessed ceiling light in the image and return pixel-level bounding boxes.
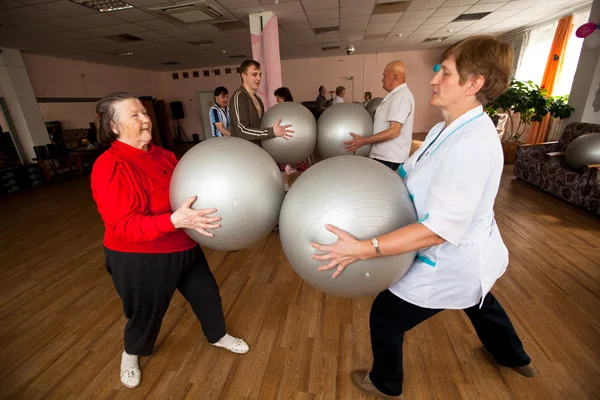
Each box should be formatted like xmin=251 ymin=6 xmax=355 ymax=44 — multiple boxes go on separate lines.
xmin=70 ymin=0 xmax=133 ymax=12
xmin=395 ymin=33 xmax=403 ymax=37
xmin=423 ymin=37 xmax=448 ymax=43
xmin=188 ymin=40 xmax=215 ymax=47
xmin=107 ymin=50 xmax=134 ymax=56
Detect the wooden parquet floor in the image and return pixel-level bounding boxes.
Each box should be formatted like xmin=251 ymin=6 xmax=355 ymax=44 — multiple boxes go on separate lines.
xmin=0 ymin=165 xmax=599 ymax=400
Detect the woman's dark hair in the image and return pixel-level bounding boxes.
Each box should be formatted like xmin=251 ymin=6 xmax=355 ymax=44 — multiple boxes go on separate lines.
xmin=274 ymin=87 xmax=293 ymax=102
xmin=214 ymin=86 xmax=228 ymax=97
xmin=96 ymin=92 xmax=137 ymax=146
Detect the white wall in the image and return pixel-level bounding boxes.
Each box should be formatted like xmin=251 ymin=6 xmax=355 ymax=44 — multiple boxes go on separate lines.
xmin=568 ymin=0 xmax=600 ymax=124
xmin=161 ymin=49 xmax=444 ymax=139
xmin=580 ymin=54 xmax=600 ymax=124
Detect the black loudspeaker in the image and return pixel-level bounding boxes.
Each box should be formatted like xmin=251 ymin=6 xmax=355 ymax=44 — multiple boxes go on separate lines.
xmin=55 ymin=142 xmax=68 ymax=155
xmin=170 ymin=101 xmax=184 ymax=119
xmin=34 ymin=145 xmax=48 ymax=160
xmin=46 ymin=143 xmax=58 ymax=157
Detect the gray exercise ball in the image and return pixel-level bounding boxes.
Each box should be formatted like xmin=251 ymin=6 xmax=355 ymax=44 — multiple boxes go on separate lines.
xmin=317 ymin=103 xmax=373 ymax=159
xmin=565 ymin=132 xmax=600 ymax=171
xmin=260 ymin=102 xmax=317 ymax=165
xmin=279 ymin=156 xmax=418 ymax=298
xmin=366 ymin=97 xmax=383 ymax=118
xmin=170 ymin=137 xmax=284 ymax=251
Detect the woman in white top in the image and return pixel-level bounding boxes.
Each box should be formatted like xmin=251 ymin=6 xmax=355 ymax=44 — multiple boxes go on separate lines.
xmin=311 ymin=36 xmax=534 ymax=399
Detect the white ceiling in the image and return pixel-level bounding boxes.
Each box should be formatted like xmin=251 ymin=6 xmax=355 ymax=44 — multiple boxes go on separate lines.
xmin=0 ymin=0 xmax=592 ymax=71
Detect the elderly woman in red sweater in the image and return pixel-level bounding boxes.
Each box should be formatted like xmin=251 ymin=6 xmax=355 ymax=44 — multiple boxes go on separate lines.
xmin=91 ymin=92 xmax=249 ymax=389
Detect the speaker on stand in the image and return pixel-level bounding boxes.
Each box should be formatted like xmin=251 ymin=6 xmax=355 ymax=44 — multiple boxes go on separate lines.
xmin=170 ymin=101 xmax=190 ymax=143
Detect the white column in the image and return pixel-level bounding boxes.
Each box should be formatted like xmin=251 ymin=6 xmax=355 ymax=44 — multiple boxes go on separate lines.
xmin=568 ymin=0 xmax=600 ymax=124
xmin=249 ymin=11 xmax=283 ymax=111
xmin=0 ymin=47 xmax=49 ymax=162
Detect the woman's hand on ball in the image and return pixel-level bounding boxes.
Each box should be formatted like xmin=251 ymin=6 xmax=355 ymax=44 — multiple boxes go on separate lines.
xmin=171 ymin=196 xmax=221 ymax=237
xmin=273 ymin=118 xmax=294 ymax=140
xmin=311 ymin=224 xmax=372 ymax=278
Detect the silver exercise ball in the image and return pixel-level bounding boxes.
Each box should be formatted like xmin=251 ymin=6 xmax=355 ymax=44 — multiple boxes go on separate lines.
xmin=279 ymin=156 xmax=418 ymax=298
xmin=260 ymin=102 xmax=317 ymax=165
xmin=170 ymin=137 xmax=284 ymax=251
xmin=317 ymin=103 xmax=373 ymax=159
xmin=366 ymin=97 xmax=383 ymax=118
xmin=565 ymin=133 xmax=600 ymax=171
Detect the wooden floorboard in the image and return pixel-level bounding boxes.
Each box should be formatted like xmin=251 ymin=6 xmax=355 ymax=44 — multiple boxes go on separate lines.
xmin=1 ymin=165 xmax=599 ymax=399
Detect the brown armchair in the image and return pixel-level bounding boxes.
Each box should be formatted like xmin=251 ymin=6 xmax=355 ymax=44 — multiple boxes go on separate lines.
xmin=514 ymin=122 xmax=600 ymax=214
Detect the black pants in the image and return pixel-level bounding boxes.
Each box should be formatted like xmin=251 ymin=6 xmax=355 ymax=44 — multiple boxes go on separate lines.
xmin=369 ymin=290 xmax=531 ymax=396
xmin=373 ymin=158 xmax=401 ymax=172
xmin=104 ymin=246 xmax=226 ymax=356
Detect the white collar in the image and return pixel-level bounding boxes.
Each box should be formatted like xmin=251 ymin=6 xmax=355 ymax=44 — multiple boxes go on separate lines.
xmin=441 ymin=105 xmax=484 ymax=133
xmin=383 ymin=83 xmax=407 ymax=102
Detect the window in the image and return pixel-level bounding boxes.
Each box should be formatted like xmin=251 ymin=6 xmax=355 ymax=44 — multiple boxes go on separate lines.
xmin=514 ymin=8 xmax=591 ymax=97
xmin=554 ymin=9 xmax=591 ymax=96
xmin=514 ymin=21 xmax=558 ymax=85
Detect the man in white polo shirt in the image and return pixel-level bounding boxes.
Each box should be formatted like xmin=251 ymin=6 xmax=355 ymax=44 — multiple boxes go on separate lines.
xmin=344 ymin=61 xmax=414 ymax=171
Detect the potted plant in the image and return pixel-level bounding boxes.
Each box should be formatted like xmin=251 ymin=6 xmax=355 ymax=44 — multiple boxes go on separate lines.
xmin=485 ymin=80 xmax=551 ymax=163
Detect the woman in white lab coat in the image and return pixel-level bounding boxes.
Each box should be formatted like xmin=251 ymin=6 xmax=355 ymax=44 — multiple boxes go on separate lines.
xmin=311 ymin=35 xmax=534 ymax=400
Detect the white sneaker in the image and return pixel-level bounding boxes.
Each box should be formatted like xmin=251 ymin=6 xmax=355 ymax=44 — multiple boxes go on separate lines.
xmin=211 ymin=334 xmax=250 ymax=354
xmin=120 ymin=366 xmax=141 ymax=388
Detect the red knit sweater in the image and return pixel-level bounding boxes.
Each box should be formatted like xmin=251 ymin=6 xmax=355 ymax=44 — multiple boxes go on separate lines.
xmin=91 ymin=140 xmax=196 ymax=253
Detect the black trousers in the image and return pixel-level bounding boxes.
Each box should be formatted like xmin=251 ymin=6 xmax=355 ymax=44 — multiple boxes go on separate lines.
xmin=369 ymin=290 xmax=531 ymax=396
xmin=373 ymin=158 xmax=401 ymax=172
xmin=104 ymin=246 xmax=226 ymax=356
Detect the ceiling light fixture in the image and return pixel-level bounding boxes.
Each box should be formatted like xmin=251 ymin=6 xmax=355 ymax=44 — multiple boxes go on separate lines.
xmin=70 ymin=0 xmax=133 ymax=12
xmin=107 ymin=50 xmax=134 ymax=56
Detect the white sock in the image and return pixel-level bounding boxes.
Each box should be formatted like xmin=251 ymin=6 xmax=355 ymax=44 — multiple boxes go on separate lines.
xmin=121 ymin=351 xmax=139 ymax=371
xmin=214 ymin=333 xmax=237 ymax=347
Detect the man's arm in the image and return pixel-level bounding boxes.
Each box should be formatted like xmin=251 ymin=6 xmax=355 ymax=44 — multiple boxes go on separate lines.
xmin=365 ymin=121 xmax=402 ymax=143
xmin=344 ymin=121 xmax=402 ymax=152
xmin=215 ymin=122 xmax=231 ymax=136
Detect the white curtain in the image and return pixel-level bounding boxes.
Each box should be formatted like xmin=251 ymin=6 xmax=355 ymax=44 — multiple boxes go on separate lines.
xmin=514 ymin=21 xmax=559 ymax=85
xmin=502 ymin=30 xmax=529 ymax=80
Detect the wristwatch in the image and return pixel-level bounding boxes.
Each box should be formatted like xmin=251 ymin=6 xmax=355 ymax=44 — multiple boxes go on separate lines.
xmin=371 ymin=237 xmax=382 ymax=257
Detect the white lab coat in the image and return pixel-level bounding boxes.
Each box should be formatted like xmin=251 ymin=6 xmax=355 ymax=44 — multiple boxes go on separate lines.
xmin=388 ymin=105 xmax=509 ymax=309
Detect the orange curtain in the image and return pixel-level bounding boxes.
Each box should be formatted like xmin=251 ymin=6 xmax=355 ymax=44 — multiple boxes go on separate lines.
xmin=527 ymin=15 xmax=574 ymax=144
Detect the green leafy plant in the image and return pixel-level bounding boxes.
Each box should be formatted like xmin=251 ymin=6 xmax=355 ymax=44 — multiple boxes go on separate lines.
xmin=485 ymin=80 xmax=550 ymax=142
xmin=548 ymin=94 xmax=575 ymax=120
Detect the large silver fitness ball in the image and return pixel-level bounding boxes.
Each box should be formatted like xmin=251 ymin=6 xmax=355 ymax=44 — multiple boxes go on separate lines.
xmin=317 ymin=103 xmax=374 ymax=159
xmin=279 ymin=156 xmax=418 ymax=298
xmin=170 ymin=137 xmax=284 ymax=251
xmin=260 ymin=102 xmax=317 ymax=165
xmin=565 ymin=132 xmax=600 ymax=171
xmin=366 ymin=97 xmax=383 ymax=118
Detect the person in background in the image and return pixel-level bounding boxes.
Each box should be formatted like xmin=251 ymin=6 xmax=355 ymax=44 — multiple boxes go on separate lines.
xmin=363 ymin=91 xmax=372 ymax=106
xmin=315 ymin=85 xmax=333 ymax=117
xmin=91 ymin=92 xmax=249 ymax=390
xmin=344 ymin=61 xmax=415 ymax=171
xmin=209 ymin=86 xmax=230 ymax=137
xmin=275 ymin=87 xmax=293 ymax=103
xmin=312 ymin=36 xmax=534 ymax=400
xmin=332 ymin=86 xmax=345 ymax=104
xmin=272 ymin=87 xmax=308 ymax=192
xmin=229 ymin=59 xmax=293 ymax=142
